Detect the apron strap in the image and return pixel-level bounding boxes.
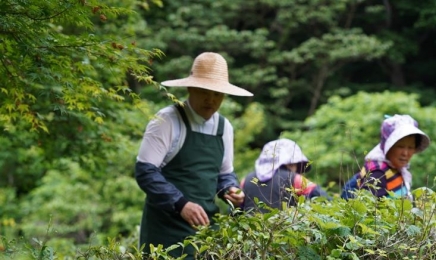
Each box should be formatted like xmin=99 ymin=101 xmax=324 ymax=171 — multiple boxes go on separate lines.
xmin=217 ymin=115 xmax=224 ymax=137
xmin=175 ymin=103 xmax=191 ymax=131
xmin=175 ymin=103 xmax=225 ymax=136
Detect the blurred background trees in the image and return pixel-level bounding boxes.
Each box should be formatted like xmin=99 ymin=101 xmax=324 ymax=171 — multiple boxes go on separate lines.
xmin=1 ymin=0 xmax=435 ymax=254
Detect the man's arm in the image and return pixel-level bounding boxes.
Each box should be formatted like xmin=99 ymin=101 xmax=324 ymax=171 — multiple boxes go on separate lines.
xmin=217 ymin=173 xmax=244 ymax=208
xmin=217 ymin=119 xmax=244 ymax=207
xmin=135 ymin=109 xmax=187 ymax=213
xmin=135 ymin=162 xmax=186 ymax=212
xmin=217 ymin=172 xmax=240 ymax=199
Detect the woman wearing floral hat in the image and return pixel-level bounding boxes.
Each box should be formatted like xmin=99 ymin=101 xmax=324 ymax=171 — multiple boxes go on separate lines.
xmin=241 ymin=138 xmax=329 ymax=212
xmin=341 ymin=114 xmax=431 ymax=200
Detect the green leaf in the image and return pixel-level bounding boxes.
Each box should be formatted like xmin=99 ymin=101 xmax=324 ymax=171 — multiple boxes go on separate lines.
xmin=350 ymin=200 xmax=367 ymax=215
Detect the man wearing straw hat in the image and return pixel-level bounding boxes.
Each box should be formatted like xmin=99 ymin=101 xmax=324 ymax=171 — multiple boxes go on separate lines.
xmin=135 ymin=52 xmax=253 ymax=258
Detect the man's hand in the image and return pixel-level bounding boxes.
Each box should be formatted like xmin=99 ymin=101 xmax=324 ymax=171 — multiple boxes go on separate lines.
xmin=224 ymin=186 xmax=245 ymax=207
xmin=180 ymin=202 xmax=210 ymax=227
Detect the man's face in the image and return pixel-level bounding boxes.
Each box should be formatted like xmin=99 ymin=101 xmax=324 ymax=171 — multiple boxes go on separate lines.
xmin=386 ymin=135 xmax=416 ymax=169
xmin=188 ymin=87 xmax=225 ymax=120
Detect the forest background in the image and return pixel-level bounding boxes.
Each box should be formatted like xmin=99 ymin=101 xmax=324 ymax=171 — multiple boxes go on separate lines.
xmin=1 ymin=0 xmax=436 ymax=256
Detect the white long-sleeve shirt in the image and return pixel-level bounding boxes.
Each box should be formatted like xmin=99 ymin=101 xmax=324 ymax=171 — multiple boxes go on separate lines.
xmin=136 ymin=101 xmax=235 ymax=174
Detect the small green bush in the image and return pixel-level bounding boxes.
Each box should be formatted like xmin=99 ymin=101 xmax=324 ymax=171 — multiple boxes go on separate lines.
xmin=187 ymin=187 xmax=436 ymax=260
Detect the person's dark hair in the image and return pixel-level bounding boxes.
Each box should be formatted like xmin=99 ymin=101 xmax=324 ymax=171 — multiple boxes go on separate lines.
xmin=297 ymin=162 xmax=309 ymax=174
xmin=415 ymin=134 xmax=422 ymax=149
xmin=279 ymin=162 xmax=311 ymax=174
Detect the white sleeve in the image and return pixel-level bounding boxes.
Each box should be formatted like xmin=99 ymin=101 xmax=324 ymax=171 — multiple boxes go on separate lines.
xmin=136 ymin=109 xmax=174 ymax=167
xmin=220 ymin=118 xmax=234 ymax=174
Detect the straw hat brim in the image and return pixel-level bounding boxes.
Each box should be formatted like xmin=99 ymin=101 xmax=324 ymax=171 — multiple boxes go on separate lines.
xmin=161 ymin=76 xmax=253 ymax=97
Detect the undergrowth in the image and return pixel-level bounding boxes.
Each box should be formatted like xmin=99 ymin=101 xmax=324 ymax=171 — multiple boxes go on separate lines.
xmin=1 ymin=187 xmax=435 ymax=260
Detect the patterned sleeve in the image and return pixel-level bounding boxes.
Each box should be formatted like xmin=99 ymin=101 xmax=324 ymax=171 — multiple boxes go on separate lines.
xmin=359 ymin=169 xmax=388 ymax=197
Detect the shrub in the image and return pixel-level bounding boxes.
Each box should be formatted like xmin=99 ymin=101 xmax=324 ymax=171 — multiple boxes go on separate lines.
xmin=187 ymin=187 xmax=436 ymax=260
xmin=1 ymin=187 xmax=435 ymax=259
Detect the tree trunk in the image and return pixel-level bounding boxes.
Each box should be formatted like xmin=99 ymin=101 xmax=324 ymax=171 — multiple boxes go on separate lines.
xmin=308 ymin=65 xmax=329 ymax=116
xmin=390 ymin=62 xmax=406 ymax=87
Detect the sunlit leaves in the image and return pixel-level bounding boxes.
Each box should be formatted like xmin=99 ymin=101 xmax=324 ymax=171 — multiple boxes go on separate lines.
xmin=0 ymin=0 xmax=163 ymax=131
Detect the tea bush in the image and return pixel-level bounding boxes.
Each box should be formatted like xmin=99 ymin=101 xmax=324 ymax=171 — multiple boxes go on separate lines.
xmin=186 ymin=187 xmax=436 ymax=260
xmin=1 ymin=187 xmax=435 ymax=259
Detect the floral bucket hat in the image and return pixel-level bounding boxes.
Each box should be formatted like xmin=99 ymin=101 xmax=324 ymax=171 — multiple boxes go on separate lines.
xmin=255 ymin=138 xmax=311 ymax=182
xmin=380 ymin=114 xmax=430 ymax=156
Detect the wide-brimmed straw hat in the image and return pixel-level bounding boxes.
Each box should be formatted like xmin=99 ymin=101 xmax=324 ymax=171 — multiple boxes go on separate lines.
xmin=160 ymin=52 xmax=253 ymax=96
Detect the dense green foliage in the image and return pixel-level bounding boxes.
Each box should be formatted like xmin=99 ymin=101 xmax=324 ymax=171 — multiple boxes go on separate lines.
xmin=282 ymin=91 xmax=436 ymax=190
xmin=2 ymin=188 xmax=435 ymax=259
xmin=0 ymin=0 xmax=163 ymax=131
xmin=1 ymin=0 xmax=436 ymax=259
xmin=139 ymin=0 xmax=436 ymax=144
xmin=0 ymin=0 xmax=163 ymax=253
xmin=187 ymin=188 xmax=436 ymax=260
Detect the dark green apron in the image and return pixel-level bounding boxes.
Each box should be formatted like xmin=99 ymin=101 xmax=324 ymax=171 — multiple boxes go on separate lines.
xmin=140 ymin=104 xmax=224 ymax=259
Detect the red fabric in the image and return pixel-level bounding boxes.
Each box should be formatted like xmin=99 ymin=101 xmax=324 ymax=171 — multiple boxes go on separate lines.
xmin=293 ymin=174 xmax=316 ymax=195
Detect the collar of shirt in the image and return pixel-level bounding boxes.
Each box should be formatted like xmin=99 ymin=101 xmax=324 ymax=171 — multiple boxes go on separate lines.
xmin=185 ymin=100 xmax=216 ymax=125
xmin=183 ymin=100 xmax=218 ymax=135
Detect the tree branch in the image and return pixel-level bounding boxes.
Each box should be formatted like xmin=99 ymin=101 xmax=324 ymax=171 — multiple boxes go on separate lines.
xmin=308 ymin=64 xmax=329 ymax=116
xmin=344 ymin=2 xmax=357 ymax=29
xmin=383 ymin=0 xmax=392 ymax=28
xmin=0 ymin=57 xmax=15 ymax=77
xmin=4 ymin=6 xmax=72 ymax=21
